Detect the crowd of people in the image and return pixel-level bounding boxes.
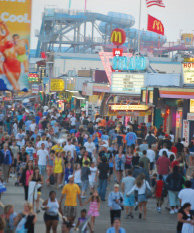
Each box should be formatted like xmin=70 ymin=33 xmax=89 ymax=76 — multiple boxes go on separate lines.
xmin=0 ymin=102 xmax=194 ymax=232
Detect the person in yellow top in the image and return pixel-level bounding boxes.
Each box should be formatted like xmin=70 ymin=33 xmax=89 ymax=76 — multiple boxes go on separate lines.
xmin=60 ymin=175 xmax=82 ymax=232
xmin=53 ymin=152 xmax=63 ymax=189
xmin=51 ymin=143 xmax=64 ymax=154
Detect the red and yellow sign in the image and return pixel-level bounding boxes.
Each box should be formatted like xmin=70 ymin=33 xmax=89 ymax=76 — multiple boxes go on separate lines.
xmin=0 ymin=0 xmax=32 ymax=91
xmin=147 ymin=14 xmax=164 ymax=36
xmin=111 ymin=28 xmax=126 ymax=46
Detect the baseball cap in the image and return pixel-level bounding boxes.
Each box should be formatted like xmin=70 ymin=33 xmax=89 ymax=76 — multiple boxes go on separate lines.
xmin=68 ymin=175 xmax=74 ymax=180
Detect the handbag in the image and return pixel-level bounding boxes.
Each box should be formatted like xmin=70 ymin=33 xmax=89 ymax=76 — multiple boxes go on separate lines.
xmin=145 ymin=181 xmax=152 ymax=199
xmin=16 ymin=216 xmax=27 ymax=233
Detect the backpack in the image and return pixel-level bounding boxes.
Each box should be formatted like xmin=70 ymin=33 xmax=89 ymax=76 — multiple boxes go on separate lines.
xmin=50 ymin=174 xmax=55 ymax=185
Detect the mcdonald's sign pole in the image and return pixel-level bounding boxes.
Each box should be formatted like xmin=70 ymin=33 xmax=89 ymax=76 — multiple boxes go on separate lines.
xmin=138 ymin=0 xmax=142 ymax=55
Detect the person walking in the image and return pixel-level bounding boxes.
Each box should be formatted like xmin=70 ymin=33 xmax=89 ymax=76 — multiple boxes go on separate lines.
xmin=83 ymin=190 xmax=100 ymax=233
xmin=127 ymin=173 xmax=151 ymax=220
xmin=114 ymin=148 xmax=125 ymax=184
xmin=166 ymin=165 xmax=185 ymax=214
xmin=53 ymin=152 xmax=63 ymax=189
xmin=1 ymin=144 xmax=12 ymax=183
xmin=60 ymin=175 xmax=82 ymax=232
xmin=139 ymin=150 xmax=150 ymax=173
xmin=42 ymin=191 xmax=62 ymax=233
xmin=177 ymin=203 xmax=194 ymax=233
xmin=156 ymin=151 xmax=170 ymax=181
xmin=20 ymin=160 xmax=34 ymax=201
xmin=98 ymin=157 xmax=109 ymax=201
xmin=108 ymin=184 xmax=124 ymax=226
xmin=121 ymin=169 xmax=135 ymax=219
xmin=28 ymin=167 xmax=44 ymax=213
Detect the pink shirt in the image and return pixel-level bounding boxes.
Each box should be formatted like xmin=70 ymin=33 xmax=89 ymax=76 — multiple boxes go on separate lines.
xmin=26 ymin=170 xmax=33 ymax=186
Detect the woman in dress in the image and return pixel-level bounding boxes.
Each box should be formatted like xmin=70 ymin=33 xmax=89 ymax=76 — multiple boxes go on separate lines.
xmin=53 ymin=152 xmax=63 ymax=189
xmin=177 ymin=203 xmax=194 ymax=233
xmin=127 ymin=173 xmax=151 ymax=220
xmin=114 ymin=148 xmax=125 ymax=184
xmin=84 ymin=190 xmax=100 ymax=233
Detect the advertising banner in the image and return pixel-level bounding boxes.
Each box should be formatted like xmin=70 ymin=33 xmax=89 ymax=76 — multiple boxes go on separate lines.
xmin=50 ymin=79 xmax=65 ymax=92
xmin=182 ymin=63 xmax=194 ymax=84
xmin=147 ymin=14 xmax=164 ymax=36
xmin=183 ymin=120 xmax=189 ymax=145
xmin=0 ymin=0 xmax=32 ymax=91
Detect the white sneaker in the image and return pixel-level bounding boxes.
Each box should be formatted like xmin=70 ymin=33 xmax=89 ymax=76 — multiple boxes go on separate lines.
xmin=169 ymin=210 xmax=175 ymax=214
xmin=158 ymin=207 xmax=161 ymax=213
xmin=174 ymin=208 xmax=178 ymax=213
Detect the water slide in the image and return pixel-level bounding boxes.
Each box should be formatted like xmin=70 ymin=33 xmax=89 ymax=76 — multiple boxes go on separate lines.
xmin=36 ymin=9 xmax=167 ymax=56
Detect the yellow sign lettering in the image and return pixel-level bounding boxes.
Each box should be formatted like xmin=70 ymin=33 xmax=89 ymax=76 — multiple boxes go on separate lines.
xmin=111 ymin=31 xmax=122 ymax=43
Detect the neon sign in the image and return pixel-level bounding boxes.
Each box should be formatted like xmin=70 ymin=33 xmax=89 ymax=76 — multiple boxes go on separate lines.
xmin=112 ymin=56 xmax=149 ymax=71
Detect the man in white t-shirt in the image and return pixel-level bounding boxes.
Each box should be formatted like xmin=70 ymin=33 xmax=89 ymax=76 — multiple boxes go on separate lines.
xmin=178 ymin=180 xmax=194 ymax=215
xmin=26 ymin=141 xmax=35 ymax=161
xmin=159 ymin=143 xmax=169 ymax=157
xmin=37 ymin=134 xmax=49 ymax=149
xmin=147 ymin=144 xmax=155 ymax=174
xmin=64 ymin=139 xmax=76 ymax=160
xmin=37 ymin=143 xmax=49 ymax=176
xmin=70 ymin=116 xmax=77 ymax=126
xmin=29 ymin=119 xmax=36 ymax=133
xmin=84 ymin=137 xmax=96 ymax=157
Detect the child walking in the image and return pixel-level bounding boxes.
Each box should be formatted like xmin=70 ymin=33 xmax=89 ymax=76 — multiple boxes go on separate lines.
xmin=84 ymin=190 xmax=100 ymax=233
xmin=155 ymin=174 xmax=164 ymax=213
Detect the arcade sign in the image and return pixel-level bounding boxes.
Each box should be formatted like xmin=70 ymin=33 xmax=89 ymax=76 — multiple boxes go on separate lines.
xmin=112 ymin=56 xmax=149 ymax=71
xmin=111 ymin=105 xmax=149 ymax=111
xmin=111 ymin=28 xmax=126 ymax=46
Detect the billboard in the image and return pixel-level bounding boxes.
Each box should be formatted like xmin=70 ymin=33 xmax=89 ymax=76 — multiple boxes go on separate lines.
xmin=0 ymin=0 xmax=32 ymax=91
xmin=50 ymin=79 xmax=65 ymax=92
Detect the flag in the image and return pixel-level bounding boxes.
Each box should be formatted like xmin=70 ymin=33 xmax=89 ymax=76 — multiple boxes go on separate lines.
xmin=146 ymin=0 xmax=165 ymax=8
xmin=85 ymin=0 xmax=87 ymax=10
xmin=147 ymin=14 xmax=164 ymax=35
xmin=69 ymin=0 xmax=71 ymax=9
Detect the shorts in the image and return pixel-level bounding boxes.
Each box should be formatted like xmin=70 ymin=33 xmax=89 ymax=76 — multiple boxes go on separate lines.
xmin=124 ymin=194 xmax=135 ymax=207
xmin=38 ymin=165 xmax=46 ymax=176
xmin=150 ymin=162 xmax=154 ymax=171
xmin=64 ymin=206 xmax=77 ymax=219
xmin=125 ymin=163 xmax=131 ymax=169
xmin=81 ymin=180 xmax=89 ymax=192
xmin=109 ymin=167 xmax=113 ymax=175
xmin=12 ymin=159 xmax=17 ymax=167
xmin=89 ymin=181 xmax=95 ymax=188
xmin=44 ymin=213 xmax=59 ymax=221
xmin=138 ymin=194 xmax=147 ymax=203
xmin=190 ymin=152 xmax=194 ymax=157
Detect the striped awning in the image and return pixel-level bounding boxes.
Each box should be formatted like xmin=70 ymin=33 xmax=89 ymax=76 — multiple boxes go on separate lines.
xmin=159 ymin=88 xmax=194 ymax=99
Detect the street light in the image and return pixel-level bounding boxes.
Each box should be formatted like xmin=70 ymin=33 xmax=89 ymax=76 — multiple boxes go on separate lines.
xmin=180 ymin=29 xmax=183 ymax=39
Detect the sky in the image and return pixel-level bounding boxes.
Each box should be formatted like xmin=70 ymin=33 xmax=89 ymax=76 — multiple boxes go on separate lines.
xmin=31 ymin=0 xmax=194 ymax=49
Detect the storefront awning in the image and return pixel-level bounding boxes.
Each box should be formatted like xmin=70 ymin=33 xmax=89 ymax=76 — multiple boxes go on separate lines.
xmin=160 ymin=88 xmax=194 ymax=99
xmin=72 ymin=92 xmax=85 ymax=100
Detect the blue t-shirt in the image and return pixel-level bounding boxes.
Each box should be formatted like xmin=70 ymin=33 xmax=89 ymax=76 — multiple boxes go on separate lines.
xmin=106 ymin=227 xmax=126 ymax=233
xmin=25 ymin=120 xmax=31 ymax=131
xmin=75 ymin=145 xmax=80 ymax=155
xmin=69 ymin=129 xmax=77 ymax=134
xmin=35 ymin=116 xmax=40 ymax=124
xmin=101 ymin=135 xmax=109 ymax=141
xmin=125 ymin=132 xmax=137 ymax=146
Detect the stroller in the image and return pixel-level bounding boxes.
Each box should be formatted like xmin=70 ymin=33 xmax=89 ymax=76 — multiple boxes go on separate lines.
xmin=15 ymin=162 xmax=26 ymax=186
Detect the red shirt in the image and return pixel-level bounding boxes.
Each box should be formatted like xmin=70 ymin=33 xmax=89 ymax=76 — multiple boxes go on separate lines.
xmin=171 ymin=146 xmax=177 ymax=155
xmin=37 ymin=111 xmax=43 ymax=118
xmin=156 ymin=156 xmax=170 ymax=175
xmin=155 ymin=180 xmax=163 ymax=197
xmin=171 ymin=160 xmax=179 ymax=169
